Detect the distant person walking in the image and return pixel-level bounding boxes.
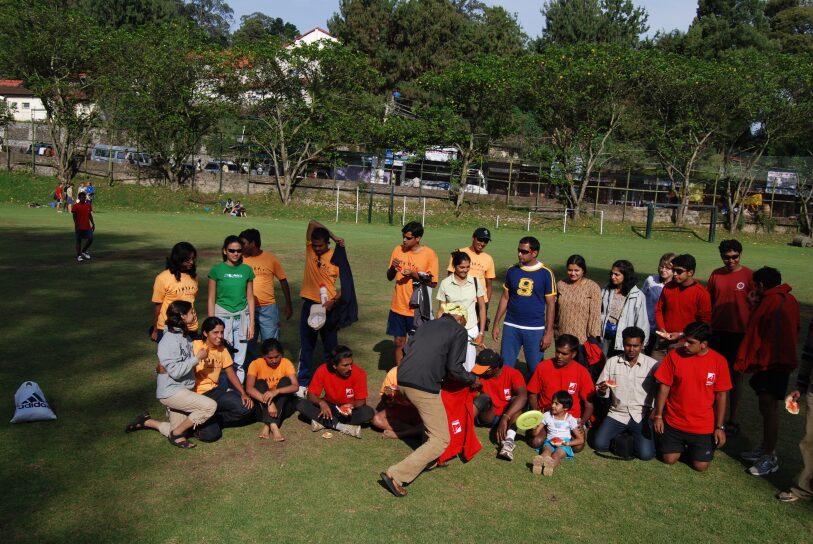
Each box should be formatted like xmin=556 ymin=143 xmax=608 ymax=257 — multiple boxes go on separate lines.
xmin=72 ymin=192 xmax=94 ymax=262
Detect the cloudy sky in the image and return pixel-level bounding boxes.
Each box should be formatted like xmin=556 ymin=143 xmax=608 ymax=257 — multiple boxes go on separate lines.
xmin=229 ymin=1 xmax=697 ymax=38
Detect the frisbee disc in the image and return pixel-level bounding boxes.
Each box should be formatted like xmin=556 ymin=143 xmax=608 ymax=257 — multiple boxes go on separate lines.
xmin=516 ymin=410 xmax=544 ymax=430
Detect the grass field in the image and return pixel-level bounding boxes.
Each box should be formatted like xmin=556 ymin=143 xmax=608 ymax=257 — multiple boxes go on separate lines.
xmin=1 ymin=182 xmax=812 ymax=542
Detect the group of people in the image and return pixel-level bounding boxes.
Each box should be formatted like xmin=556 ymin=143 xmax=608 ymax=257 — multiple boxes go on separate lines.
xmin=222 ymin=198 xmax=247 ymax=217
xmin=54 ymin=180 xmax=95 ymax=213
xmin=126 ymin=219 xmax=812 ymax=503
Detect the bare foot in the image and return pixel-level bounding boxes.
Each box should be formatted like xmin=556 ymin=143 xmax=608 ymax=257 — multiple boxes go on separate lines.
xmin=383 ymin=429 xmax=398 ymax=439
xmin=258 ymin=424 xmax=270 ymax=439
xmin=270 ymin=424 xmax=285 ymax=442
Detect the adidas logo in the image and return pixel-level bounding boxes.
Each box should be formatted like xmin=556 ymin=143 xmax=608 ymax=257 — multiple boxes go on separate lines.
xmin=17 ymin=392 xmax=48 ymax=410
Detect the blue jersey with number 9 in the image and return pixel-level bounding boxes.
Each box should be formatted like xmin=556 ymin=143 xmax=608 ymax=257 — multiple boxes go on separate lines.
xmin=503 ymin=263 xmax=556 ymax=328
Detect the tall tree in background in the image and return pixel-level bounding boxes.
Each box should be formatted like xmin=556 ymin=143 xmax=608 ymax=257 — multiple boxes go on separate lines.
xmin=537 ymin=0 xmax=649 ymax=48
xmin=180 ymin=0 xmax=233 ymax=45
xmin=683 ymin=0 xmax=774 ymax=56
xmin=100 ymin=22 xmax=224 ymax=188
xmin=81 ymin=0 xmax=182 ymax=29
xmin=0 ymin=1 xmax=102 ymax=186
xmin=232 ymin=12 xmax=299 ymax=45
xmin=767 ymin=0 xmax=813 ymax=55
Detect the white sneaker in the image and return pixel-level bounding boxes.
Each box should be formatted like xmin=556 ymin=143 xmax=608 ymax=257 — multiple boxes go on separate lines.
xmin=340 ymin=424 xmax=362 ymax=439
xmin=748 ymin=454 xmax=779 ymax=476
xmin=76 ymin=255 xmax=84 ymax=262
xmin=497 ymin=438 xmax=515 ymax=461
xmin=81 ymin=252 xmax=91 ymax=260
xmin=296 ymin=386 xmax=308 ymax=399
xmin=311 ymin=420 xmax=325 ymax=432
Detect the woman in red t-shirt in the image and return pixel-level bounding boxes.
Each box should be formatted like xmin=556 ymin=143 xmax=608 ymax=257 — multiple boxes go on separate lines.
xmin=296 ymin=345 xmax=373 ymax=438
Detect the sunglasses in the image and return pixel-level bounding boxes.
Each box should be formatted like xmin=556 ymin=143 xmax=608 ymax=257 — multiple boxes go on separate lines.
xmin=517 ymin=248 xmax=531 ymax=255
xmin=226 ymin=248 xmax=242 ymax=254
xmin=671 ymin=267 xmax=687 ymax=274
xmin=403 ymin=235 xmax=415 ymax=241
xmin=476 ymin=237 xmax=490 ymax=243
xmin=722 ymin=254 xmax=740 ymax=261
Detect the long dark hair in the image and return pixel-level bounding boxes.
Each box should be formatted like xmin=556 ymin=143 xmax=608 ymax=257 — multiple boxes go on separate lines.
xmin=165 ymin=300 xmax=192 ymax=334
xmin=610 ymin=259 xmax=637 ymax=296
xmin=221 ymin=235 xmax=242 ymax=263
xmin=166 ymin=242 xmax=197 ymax=281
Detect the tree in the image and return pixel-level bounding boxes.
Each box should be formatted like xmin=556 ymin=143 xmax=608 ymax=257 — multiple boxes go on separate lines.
xmin=522 ymin=45 xmax=634 ymax=220
xmin=684 ymin=0 xmax=775 ymax=57
xmin=180 ymin=0 xmax=233 ymax=45
xmin=768 ymin=1 xmax=813 ymax=55
xmin=0 ymin=100 xmax=14 ymax=172
xmin=537 ymin=0 xmax=649 ymax=48
xmin=416 ymin=56 xmax=524 ymax=214
xmin=232 ymin=12 xmax=299 ymax=45
xmin=0 ymin=1 xmax=102 ymax=186
xmin=633 ymin=51 xmax=738 ymax=226
xmin=230 ymin=41 xmax=382 ymax=205
xmin=100 ymin=22 xmax=225 ymax=188
xmin=81 ymin=0 xmax=182 ymax=29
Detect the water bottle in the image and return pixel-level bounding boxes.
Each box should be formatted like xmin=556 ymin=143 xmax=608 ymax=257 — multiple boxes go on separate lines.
xmin=319 ymin=284 xmax=329 ymax=305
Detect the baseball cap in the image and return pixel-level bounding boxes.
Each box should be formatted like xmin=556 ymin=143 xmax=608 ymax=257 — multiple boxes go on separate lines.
xmin=473 ymin=227 xmax=491 ymax=241
xmin=471 ymin=348 xmax=502 ymax=375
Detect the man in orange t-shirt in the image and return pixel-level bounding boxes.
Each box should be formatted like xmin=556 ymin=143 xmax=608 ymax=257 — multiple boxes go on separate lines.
xmin=239 ymin=228 xmax=292 ymax=352
xmin=386 ymin=221 xmax=438 ymax=365
xmin=298 ymin=220 xmax=343 ymax=390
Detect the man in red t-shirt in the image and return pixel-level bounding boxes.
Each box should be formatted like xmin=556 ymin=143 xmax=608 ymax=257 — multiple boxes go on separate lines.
xmin=527 ymin=335 xmax=594 ymax=453
xmin=469 ymin=349 xmax=528 ymax=461
xmin=71 ymin=192 xmax=94 ymax=262
xmin=654 ymin=254 xmax=711 ymax=358
xmin=652 ymin=322 xmax=731 ymax=472
xmin=707 ymin=239 xmax=753 ymax=437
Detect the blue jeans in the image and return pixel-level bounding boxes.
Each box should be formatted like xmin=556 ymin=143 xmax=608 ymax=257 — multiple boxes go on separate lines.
xmin=217 ymin=309 xmax=249 ymax=385
xmin=593 ymin=415 xmax=656 ymax=461
xmin=248 ymin=304 xmax=280 ymax=359
xmin=500 ymin=325 xmax=545 ymax=376
xmin=298 ymin=299 xmax=338 ymax=387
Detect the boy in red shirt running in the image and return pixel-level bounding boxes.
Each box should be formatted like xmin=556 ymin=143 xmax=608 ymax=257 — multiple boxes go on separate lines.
xmin=652 ymin=322 xmax=731 ymax=472
xmin=71 ymin=192 xmax=94 ymax=262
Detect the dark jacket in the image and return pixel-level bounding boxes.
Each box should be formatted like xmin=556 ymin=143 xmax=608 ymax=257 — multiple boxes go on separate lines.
xmin=397 ymin=314 xmax=475 ymax=394
xmin=327 ymin=244 xmax=358 ymax=330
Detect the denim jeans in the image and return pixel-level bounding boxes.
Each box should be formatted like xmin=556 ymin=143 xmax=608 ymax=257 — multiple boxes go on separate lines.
xmin=298 ymin=299 xmax=338 ymax=387
xmin=248 ymin=303 xmax=280 ymax=360
xmin=500 ymin=325 xmax=546 ymax=377
xmin=195 ymin=387 xmax=253 ymax=442
xmin=593 ymin=415 xmax=656 ymax=461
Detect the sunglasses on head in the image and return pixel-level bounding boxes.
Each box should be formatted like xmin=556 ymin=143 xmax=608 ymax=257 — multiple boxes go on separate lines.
xmin=226 ymin=248 xmax=242 ymax=254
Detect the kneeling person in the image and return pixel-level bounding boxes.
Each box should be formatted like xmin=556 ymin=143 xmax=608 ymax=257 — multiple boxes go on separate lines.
xmin=297 ymin=346 xmax=374 ymax=438
xmin=245 ymin=339 xmax=299 ymax=441
xmin=372 ymin=366 xmax=424 ymax=439
xmin=593 ymin=326 xmax=658 ymax=461
xmin=471 ymin=349 xmax=528 ymax=461
xmin=651 ymin=322 xmax=731 ymax=471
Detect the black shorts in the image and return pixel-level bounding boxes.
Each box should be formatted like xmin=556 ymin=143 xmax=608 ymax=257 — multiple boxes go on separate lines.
xmin=659 ymin=422 xmax=715 ymax=462
xmin=749 ymin=370 xmax=790 ymax=400
xmin=710 ymin=331 xmax=744 ymax=368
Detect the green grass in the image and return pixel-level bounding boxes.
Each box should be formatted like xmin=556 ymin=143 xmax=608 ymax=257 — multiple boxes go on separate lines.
xmin=0 ymin=178 xmax=812 ymax=543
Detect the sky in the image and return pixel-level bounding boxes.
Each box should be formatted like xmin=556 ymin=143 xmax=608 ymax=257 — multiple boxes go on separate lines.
xmin=228 ymin=1 xmax=698 ymax=38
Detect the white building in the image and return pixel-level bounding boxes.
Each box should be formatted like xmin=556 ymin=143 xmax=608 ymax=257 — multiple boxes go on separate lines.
xmin=0 ymin=80 xmax=47 ymax=121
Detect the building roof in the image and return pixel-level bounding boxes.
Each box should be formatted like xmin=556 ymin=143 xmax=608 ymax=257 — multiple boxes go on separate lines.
xmin=0 ymin=80 xmax=34 ymax=97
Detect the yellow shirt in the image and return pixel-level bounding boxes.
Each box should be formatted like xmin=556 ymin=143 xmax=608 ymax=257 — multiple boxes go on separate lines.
xmin=247 ymin=357 xmax=296 ymax=390
xmin=388 ymin=245 xmax=439 ymax=316
xmin=152 ymin=270 xmax=199 ymax=331
xmin=380 ymin=367 xmax=412 ymax=406
xmin=300 ymin=241 xmax=339 ymax=303
xmin=192 ymin=340 xmax=233 ymax=394
xmin=446 ymin=247 xmax=496 ymax=302
xmin=243 ymin=251 xmax=287 ymax=306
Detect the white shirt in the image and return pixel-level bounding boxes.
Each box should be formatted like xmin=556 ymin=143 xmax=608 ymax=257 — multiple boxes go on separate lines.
xmin=598 ymin=353 xmax=659 ymax=424
xmin=543 ymin=411 xmax=579 ymax=441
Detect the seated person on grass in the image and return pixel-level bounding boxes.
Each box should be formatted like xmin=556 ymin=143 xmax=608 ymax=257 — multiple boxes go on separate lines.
xmin=593 ymin=326 xmax=659 ymax=461
xmin=531 ymin=390 xmax=585 ymax=476
xmin=245 ymin=338 xmax=299 ymax=442
xmin=469 ymin=349 xmax=528 ymax=462
xmin=372 ymin=366 xmax=424 ymax=439
xmin=189 ymin=316 xmax=254 ymax=442
xmin=651 ymin=321 xmax=731 ymax=472
xmin=527 ymin=334 xmax=595 ymax=453
xmin=223 ymin=198 xmax=234 ymax=214
xmin=296 ymin=345 xmax=374 ymax=438
xmin=233 ymin=201 xmax=247 ymax=217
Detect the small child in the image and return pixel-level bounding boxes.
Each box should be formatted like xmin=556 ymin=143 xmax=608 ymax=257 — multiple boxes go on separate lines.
xmin=532 ymin=390 xmax=584 ymax=476
xmin=245 ymin=339 xmax=299 ymax=441
xmin=642 ymin=252 xmax=675 ymax=353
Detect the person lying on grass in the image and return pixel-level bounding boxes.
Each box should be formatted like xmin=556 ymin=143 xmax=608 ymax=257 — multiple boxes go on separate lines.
xmin=531 ymin=390 xmax=584 ymax=476
xmin=372 ymin=366 xmax=424 ymax=439
xmin=296 ymin=345 xmax=374 ymax=438
xmin=125 ymin=300 xmax=216 ymax=449
xmin=245 ymin=338 xmax=299 ymax=441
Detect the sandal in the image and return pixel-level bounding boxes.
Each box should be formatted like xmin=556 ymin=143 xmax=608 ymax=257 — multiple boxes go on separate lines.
xmin=168 ymin=431 xmax=196 ymax=449
xmin=125 ymin=411 xmax=150 ymax=433
xmin=380 ymin=472 xmax=407 ymax=497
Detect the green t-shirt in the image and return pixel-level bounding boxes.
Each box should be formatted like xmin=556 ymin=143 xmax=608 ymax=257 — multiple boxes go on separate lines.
xmin=208 ymin=262 xmax=255 ymax=313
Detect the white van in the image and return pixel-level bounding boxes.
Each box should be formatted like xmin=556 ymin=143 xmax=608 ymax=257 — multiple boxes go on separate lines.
xmin=91 ymin=144 xmax=151 ymax=166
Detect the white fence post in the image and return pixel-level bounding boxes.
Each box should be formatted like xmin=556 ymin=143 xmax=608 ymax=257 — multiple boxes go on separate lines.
xmin=335 ymin=185 xmax=340 ymax=223
xmin=421 ymin=198 xmax=426 ymax=226
xmin=527 ymin=211 xmax=531 ymax=232
xmin=402 ymin=195 xmax=406 ymax=225
xmin=355 ymin=186 xmax=359 ymax=224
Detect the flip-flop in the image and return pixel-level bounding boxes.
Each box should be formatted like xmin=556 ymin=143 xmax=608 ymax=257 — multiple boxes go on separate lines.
xmin=380 ymin=472 xmax=407 ymax=497
xmin=168 ymin=431 xmax=196 ymax=449
xmin=125 ymin=411 xmax=150 ymax=433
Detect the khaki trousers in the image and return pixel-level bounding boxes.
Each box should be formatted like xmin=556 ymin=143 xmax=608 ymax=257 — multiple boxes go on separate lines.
xmin=157 ymin=389 xmax=217 ymax=438
xmin=790 ymin=389 xmax=813 ymax=499
xmin=387 ymin=386 xmax=450 ymax=485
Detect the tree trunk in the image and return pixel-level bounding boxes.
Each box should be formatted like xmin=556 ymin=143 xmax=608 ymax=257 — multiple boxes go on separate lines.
xmin=454 ymin=155 xmax=471 ymax=216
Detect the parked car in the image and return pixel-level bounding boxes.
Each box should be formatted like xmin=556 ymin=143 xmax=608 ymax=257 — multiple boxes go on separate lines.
xmin=203 ymin=161 xmax=239 ymax=173
xmin=25 ymin=142 xmax=55 ymax=156
xmin=464 ymin=183 xmax=488 ymax=195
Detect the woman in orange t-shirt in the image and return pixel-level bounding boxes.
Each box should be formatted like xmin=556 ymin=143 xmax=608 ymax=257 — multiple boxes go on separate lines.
xmin=151 ymin=242 xmax=199 ymax=343
xmin=245 ymin=339 xmax=299 ymax=441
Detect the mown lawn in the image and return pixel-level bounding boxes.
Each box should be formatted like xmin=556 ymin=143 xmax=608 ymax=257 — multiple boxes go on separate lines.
xmin=0 ymin=188 xmax=811 ymax=542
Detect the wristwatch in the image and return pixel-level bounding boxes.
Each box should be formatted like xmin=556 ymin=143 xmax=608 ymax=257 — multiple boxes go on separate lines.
xmin=716 ymin=425 xmax=726 ymax=431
